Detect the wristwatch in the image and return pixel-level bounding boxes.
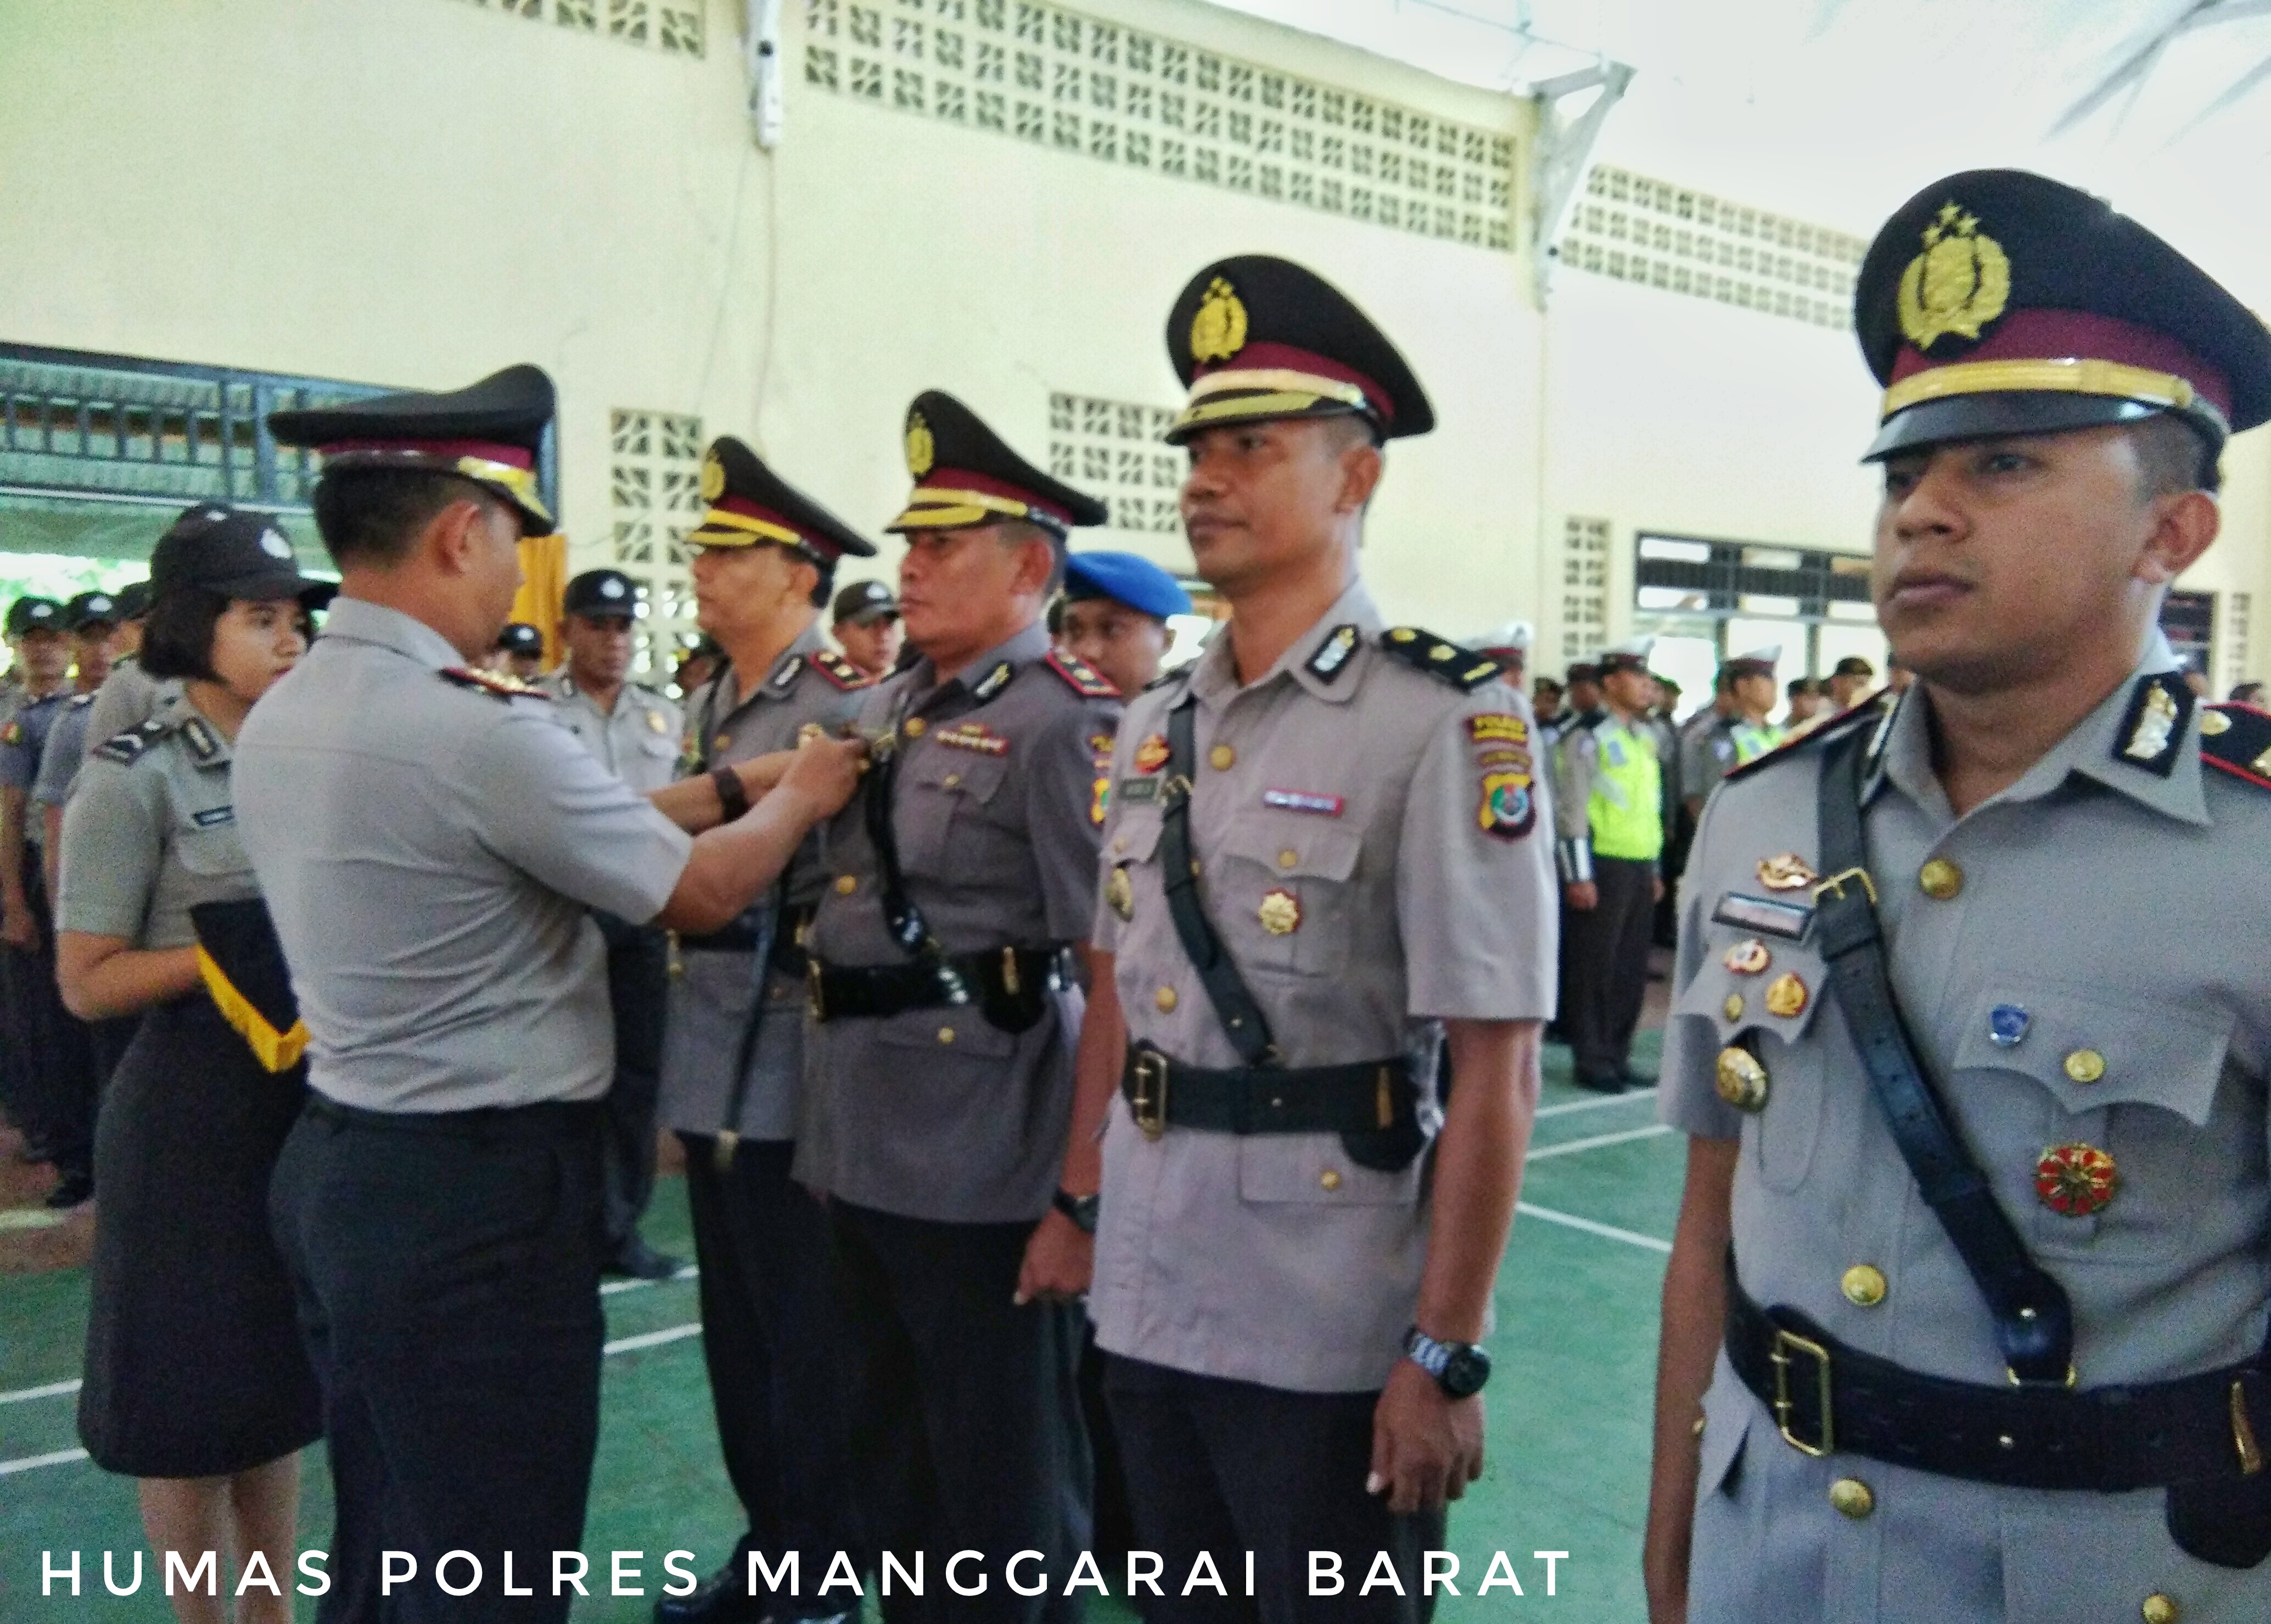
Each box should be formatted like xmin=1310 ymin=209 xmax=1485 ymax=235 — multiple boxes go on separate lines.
xmin=1052 ymin=1189 xmax=1100 ymax=1234
xmin=711 ymin=765 xmax=752 ymax=822
xmin=1404 ymin=1326 xmax=1491 ymax=1398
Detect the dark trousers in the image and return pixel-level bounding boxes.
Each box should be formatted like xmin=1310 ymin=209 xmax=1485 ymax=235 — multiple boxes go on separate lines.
xmin=1102 ymin=1357 xmax=1442 ymax=1624
xmin=1 ymin=853 xmax=95 ymax=1174
xmin=597 ymin=914 xmax=669 ymax=1251
xmin=1561 ymin=854 xmax=1657 ymax=1080
xmin=681 ymin=1134 xmax=859 ymax=1614
xmin=269 ymin=1099 xmax=606 ymax=1624
xmin=829 ymin=1200 xmax=1090 ymax=1624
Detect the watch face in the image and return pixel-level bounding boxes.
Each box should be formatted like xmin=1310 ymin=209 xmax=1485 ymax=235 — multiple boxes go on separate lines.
xmin=1441 ymin=1344 xmax=1491 ymax=1399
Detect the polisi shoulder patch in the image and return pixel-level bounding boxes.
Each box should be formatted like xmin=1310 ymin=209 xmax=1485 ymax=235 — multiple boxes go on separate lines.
xmin=440 ymin=667 xmax=551 ymax=703
xmin=1045 ymin=650 xmax=1120 ymax=698
xmin=2199 ymin=701 xmax=2271 ymax=791
xmin=96 ymin=717 xmax=173 ymax=765
xmin=810 ymin=651 xmax=875 ymax=691
xmin=1377 ymin=628 xmax=1500 ymax=691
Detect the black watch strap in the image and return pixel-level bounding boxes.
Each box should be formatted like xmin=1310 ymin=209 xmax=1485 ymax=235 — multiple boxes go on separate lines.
xmin=711 ymin=765 xmax=752 ymax=822
xmin=1052 ymin=1188 xmax=1100 ymax=1234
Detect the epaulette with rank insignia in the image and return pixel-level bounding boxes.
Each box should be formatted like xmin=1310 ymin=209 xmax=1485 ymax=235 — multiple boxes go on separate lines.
xmin=1724 ymin=698 xmax=1883 ymax=783
xmin=809 ymin=650 xmax=876 ymax=691
xmin=1377 ymin=628 xmax=1501 ymax=691
xmin=1045 ymin=650 xmax=1120 ymax=698
xmin=2199 ymin=703 xmax=2271 ymax=791
xmin=440 ymin=667 xmax=551 ymax=702
xmin=96 ymin=717 xmax=174 ymax=766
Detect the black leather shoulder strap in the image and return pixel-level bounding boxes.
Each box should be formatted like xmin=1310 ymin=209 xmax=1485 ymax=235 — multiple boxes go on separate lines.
xmin=1157 ymin=696 xmax=1277 ymax=1066
xmin=1813 ymin=727 xmax=2074 ymax=1383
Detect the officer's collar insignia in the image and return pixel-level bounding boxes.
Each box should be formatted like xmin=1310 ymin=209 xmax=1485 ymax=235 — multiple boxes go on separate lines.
xmin=181 ymin=716 xmax=222 ymax=762
xmin=2114 ymin=671 xmax=2193 ymax=779
xmin=969 ymin=659 xmax=1017 ymax=703
xmin=935 ymin=721 xmax=1010 ymax=756
xmin=809 ymin=650 xmax=874 ymax=691
xmin=1304 ymin=624 xmax=1360 ymax=682
xmin=1898 ymin=201 xmax=2011 ymax=350
xmin=440 ymin=666 xmax=551 ymax=702
xmin=2198 ymin=701 xmax=2271 ymax=790
xmin=699 ymin=453 xmax=726 ymax=501
xmin=1044 ymin=650 xmax=1118 ymax=698
xmin=1377 ymin=627 xmax=1499 ymax=691
xmin=1712 ymin=891 xmax=1813 ymax=943
xmin=905 ymin=410 xmax=935 ymax=478
xmin=770 ymin=655 xmax=805 ymax=692
xmin=1190 ymin=277 xmax=1249 ymax=363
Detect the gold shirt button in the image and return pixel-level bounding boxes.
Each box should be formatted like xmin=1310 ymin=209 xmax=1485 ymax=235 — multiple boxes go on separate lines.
xmin=1277 ymin=848 xmax=1298 ymax=870
xmin=1841 ymin=1265 xmax=1887 ymax=1307
xmin=2143 ymin=1595 xmax=2180 ymax=1624
xmin=1320 ymin=1169 xmax=1342 ymax=1191
xmin=1209 ymin=743 xmax=1236 ymax=770
xmin=938 ymin=1027 xmax=956 ymax=1044
xmin=2063 ymin=1048 xmax=2107 ymax=1084
xmin=943 ymin=772 xmax=961 ymax=788
xmin=1917 ymin=858 xmax=1964 ymax=899
xmin=834 ymin=875 xmax=857 ymax=895
xmin=903 ymin=716 xmax=927 ymax=737
xmin=1155 ymin=987 xmax=1178 ymax=1012
xmin=1827 ymin=1478 xmax=1875 ymax=1520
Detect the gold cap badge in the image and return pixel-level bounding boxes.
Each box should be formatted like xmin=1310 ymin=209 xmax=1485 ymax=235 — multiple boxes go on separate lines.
xmin=1898 ymin=202 xmax=2011 ymax=350
xmin=699 ymin=453 xmax=726 ymax=502
xmin=1190 ymin=277 xmax=1249 ymax=364
xmin=905 ymin=411 xmax=935 ymax=479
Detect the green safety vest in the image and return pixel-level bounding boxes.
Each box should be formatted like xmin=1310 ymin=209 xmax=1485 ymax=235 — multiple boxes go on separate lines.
xmin=1585 ymin=715 xmax=1663 ymax=862
xmin=1730 ymin=718 xmax=1784 ymax=764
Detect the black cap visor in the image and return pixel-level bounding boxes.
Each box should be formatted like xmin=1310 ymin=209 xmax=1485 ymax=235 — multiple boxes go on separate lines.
xmin=1863 ymin=391 xmax=2216 ymax=462
xmin=192 ymin=569 xmax=337 ymax=612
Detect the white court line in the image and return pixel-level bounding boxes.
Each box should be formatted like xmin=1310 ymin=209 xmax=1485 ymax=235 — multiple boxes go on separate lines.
xmin=600 ymin=1264 xmax=700 ymax=1297
xmin=1517 ymin=1201 xmax=1672 ymax=1255
xmin=1534 ymin=1087 xmax=1658 ymax=1120
xmin=0 ymin=1378 xmax=81 ymax=1405
xmin=603 ymin=1323 xmax=703 ymax=1357
xmin=1525 ymin=1122 xmax=1675 ymax=1161
xmin=0 ymin=1447 xmax=89 ymax=1477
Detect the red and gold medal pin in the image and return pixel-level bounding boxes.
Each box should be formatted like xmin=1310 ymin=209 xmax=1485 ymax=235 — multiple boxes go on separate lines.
xmin=1723 ymin=939 xmax=1771 ymax=975
xmin=2035 ymin=1143 xmax=2118 ymax=1217
xmin=1764 ymin=972 xmax=1809 ymax=1019
xmin=1134 ymin=733 xmax=1170 ymax=774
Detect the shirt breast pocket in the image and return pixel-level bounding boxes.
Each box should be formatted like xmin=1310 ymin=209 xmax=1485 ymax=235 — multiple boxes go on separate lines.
xmin=1948 ymin=984 xmax=2231 ymax=1264
xmin=1214 ymin=816 xmax=1362 ymax=977
xmin=173 ymin=809 xmax=253 ymax=881
xmin=895 ymin=749 xmax=1012 ymax=879
xmin=1673 ymin=929 xmax=1831 ymax=1195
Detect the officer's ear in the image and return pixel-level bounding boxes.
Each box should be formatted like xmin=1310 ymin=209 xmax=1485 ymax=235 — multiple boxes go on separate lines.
xmin=2133 ymin=488 xmax=2219 ymax=586
xmin=423 ymin=495 xmax=512 ymax=579
xmin=1326 ymin=420 xmax=1383 ymax=517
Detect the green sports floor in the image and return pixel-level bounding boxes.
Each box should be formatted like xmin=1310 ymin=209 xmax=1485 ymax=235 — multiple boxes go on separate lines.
xmin=0 ymin=1033 xmax=1679 ymax=1623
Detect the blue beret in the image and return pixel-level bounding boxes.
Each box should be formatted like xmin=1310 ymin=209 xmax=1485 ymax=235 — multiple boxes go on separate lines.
xmin=1062 ymin=551 xmax=1192 ymax=622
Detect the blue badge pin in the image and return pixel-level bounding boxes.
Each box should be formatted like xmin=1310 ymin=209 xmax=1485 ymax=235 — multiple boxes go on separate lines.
xmin=1988 ymin=1005 xmax=2031 ymax=1049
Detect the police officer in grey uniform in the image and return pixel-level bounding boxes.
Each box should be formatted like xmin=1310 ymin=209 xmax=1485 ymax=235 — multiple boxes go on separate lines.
xmin=1645 ymin=171 xmax=2271 ymax=1624
xmin=797 ymin=390 xmax=1120 ymax=1623
xmin=1061 ymin=256 xmax=1557 ymax=1621
xmin=655 ymin=438 xmax=876 ymax=1624
xmin=80 ymin=579 xmax=165 ymax=759
xmin=239 ymin=365 xmax=866 ymax=1624
xmin=545 ymin=566 xmax=688 ymax=1280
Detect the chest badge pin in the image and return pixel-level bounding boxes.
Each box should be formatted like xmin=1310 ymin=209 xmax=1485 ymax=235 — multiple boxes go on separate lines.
xmin=1723 ymin=939 xmax=1771 ymax=976
xmin=2035 ymin=1143 xmax=2118 ymax=1217
xmin=1134 ymin=733 xmax=1170 ymax=775
xmin=1714 ymin=1046 xmax=1769 ymax=1113
xmin=1258 ymin=889 xmax=1301 ymax=936
xmin=1756 ymin=853 xmax=1818 ymax=891
xmin=1988 ymin=1005 xmax=2030 ymax=1048
xmin=1764 ymin=972 xmax=1809 ymax=1019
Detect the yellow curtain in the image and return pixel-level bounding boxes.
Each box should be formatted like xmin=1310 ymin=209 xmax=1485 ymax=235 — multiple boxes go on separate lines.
xmin=511 ymin=533 xmax=570 ymax=668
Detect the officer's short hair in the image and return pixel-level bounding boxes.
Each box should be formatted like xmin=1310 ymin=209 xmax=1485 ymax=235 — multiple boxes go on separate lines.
xmin=312 ymin=468 xmax=509 ymax=568
xmin=2133 ymin=412 xmax=2220 ymax=497
xmin=991 ymin=518 xmax=1066 ymax=597
xmin=139 ymin=588 xmax=229 ymax=682
xmin=806 ymin=557 xmax=837 ymax=611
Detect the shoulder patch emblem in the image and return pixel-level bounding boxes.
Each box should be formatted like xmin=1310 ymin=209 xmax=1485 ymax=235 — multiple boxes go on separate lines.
xmin=1304 ymin=624 xmax=1361 ymax=684
xmin=1378 ymin=628 xmax=1500 ymax=691
xmin=2113 ymin=671 xmax=2193 ymax=779
xmin=809 ymin=651 xmax=874 ymax=691
xmin=440 ymin=667 xmax=551 ymax=702
xmin=95 ymin=717 xmax=171 ymax=765
xmin=2200 ymin=701 xmax=2271 ymax=790
xmin=1724 ymin=699 xmax=1880 ymax=785
xmin=1478 ymin=769 xmax=1536 ymax=840
xmin=1045 ymin=650 xmax=1119 ymax=698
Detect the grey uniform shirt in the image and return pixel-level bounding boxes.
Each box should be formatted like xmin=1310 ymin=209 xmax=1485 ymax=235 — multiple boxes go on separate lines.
xmin=1090 ymin=582 xmax=1559 ymax=1393
xmin=234 ymin=599 xmax=694 ymax=1113
xmin=82 ymin=659 xmax=168 ymax=761
xmin=2 ymin=689 xmax=72 ymax=845
xmin=57 ymin=690 xmax=255 ymax=947
xmin=1679 ymin=708 xmax=1739 ymax=806
xmin=796 ymin=621 xmax=1120 ymax=1223
xmin=31 ymin=694 xmax=97 ymax=812
xmin=543 ymin=673 xmax=684 ymax=794
xmin=1665 ymin=637 xmax=2271 ymax=1622
xmin=660 ymin=625 xmax=868 ymax=1140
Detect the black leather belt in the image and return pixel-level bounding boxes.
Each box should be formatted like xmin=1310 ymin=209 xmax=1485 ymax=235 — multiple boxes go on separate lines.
xmin=808 ymin=947 xmax=1070 ymax=1033
xmin=1118 ymin=1042 xmax=1415 ymax=1143
xmin=1724 ymin=1255 xmax=2269 ymax=1493
xmin=304 ymin=1093 xmax=604 ymax=1142
xmin=681 ymin=906 xmax=812 ymax=977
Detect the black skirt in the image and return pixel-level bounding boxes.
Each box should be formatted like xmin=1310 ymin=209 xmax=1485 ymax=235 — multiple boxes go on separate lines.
xmin=77 ymin=992 xmax=322 ymax=1477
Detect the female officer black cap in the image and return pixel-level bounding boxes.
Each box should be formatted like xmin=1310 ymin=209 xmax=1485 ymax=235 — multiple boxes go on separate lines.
xmin=1856 ymin=169 xmax=2271 ymax=462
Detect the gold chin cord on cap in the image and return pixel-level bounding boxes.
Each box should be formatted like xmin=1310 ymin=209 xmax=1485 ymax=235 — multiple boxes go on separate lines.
xmin=1879 ymin=357 xmax=2226 ymax=436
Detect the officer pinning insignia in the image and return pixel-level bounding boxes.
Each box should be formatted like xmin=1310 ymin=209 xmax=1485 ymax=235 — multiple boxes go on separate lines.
xmin=1714 ymin=1045 xmax=1769 ymax=1112
xmin=2197 ymin=701 xmax=2271 ymax=787
xmin=440 ymin=666 xmax=551 ymax=702
xmin=2034 ymin=1143 xmax=2119 ymax=1217
xmin=934 ymin=721 xmax=1010 ymax=756
xmin=2115 ymin=671 xmax=2194 ymax=776
xmin=1723 ymin=939 xmax=1772 ymax=975
xmin=1378 ymin=628 xmax=1500 ymax=690
xmin=1107 ymin=865 xmax=1134 ymax=921
xmin=1045 ymin=649 xmax=1119 ymax=697
xmin=1756 ymin=853 xmax=1817 ymax=891
xmin=1261 ymin=788 xmax=1344 ymax=817
xmin=1306 ymin=624 xmax=1360 ymax=682
xmin=1764 ymin=972 xmax=1809 ymax=1019
xmin=810 ymin=650 xmax=875 ymax=690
